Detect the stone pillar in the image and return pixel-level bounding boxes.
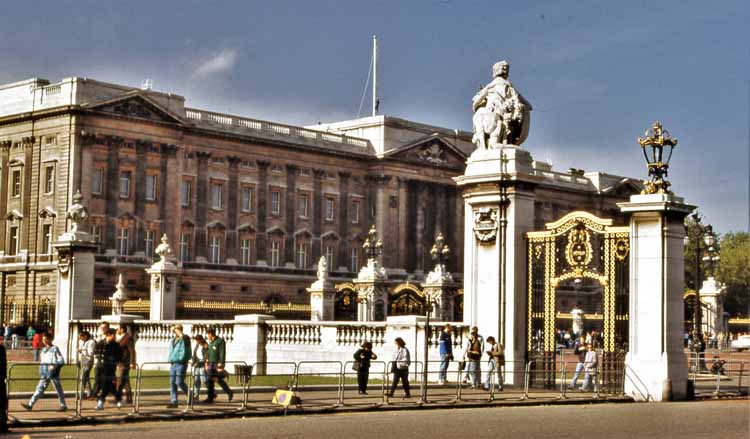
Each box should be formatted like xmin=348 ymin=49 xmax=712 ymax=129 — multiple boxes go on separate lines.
xmin=284 ymin=164 xmax=298 ymax=265
xmin=312 ymin=169 xmax=325 ymax=263
xmin=455 ymin=146 xmax=538 ymax=385
xmin=338 ymin=172 xmax=351 ymax=270
xmin=256 ymin=160 xmax=270 ymax=265
xmin=53 ymin=193 xmax=98 ymax=360
xmin=146 ymin=235 xmax=181 ymax=320
xmin=194 ymin=151 xmax=211 ymax=262
xmin=619 ymin=193 xmax=694 ymax=401
xmin=354 ymin=254 xmax=388 ymax=321
xmin=226 ymin=156 xmax=241 ymax=264
xmin=307 ymin=256 xmax=336 ymax=321
xmin=230 ymin=314 xmax=275 ymax=375
xmin=422 ymin=275 xmax=459 ymax=321
xmin=699 ymin=278 xmax=726 ymax=337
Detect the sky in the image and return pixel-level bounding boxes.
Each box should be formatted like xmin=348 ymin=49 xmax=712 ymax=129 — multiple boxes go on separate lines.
xmin=0 ymin=0 xmax=747 ymax=233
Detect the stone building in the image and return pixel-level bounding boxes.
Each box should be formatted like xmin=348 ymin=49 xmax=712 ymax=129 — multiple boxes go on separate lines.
xmin=0 ymin=76 xmax=640 ymax=325
xmin=0 ymin=77 xmax=473 ymax=325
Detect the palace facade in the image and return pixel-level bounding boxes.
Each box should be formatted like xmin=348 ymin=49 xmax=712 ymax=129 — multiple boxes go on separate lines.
xmin=0 ymin=76 xmax=640 ymax=325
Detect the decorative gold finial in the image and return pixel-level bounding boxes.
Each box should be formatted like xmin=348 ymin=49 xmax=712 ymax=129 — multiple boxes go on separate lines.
xmin=637 ymin=121 xmax=678 ymax=195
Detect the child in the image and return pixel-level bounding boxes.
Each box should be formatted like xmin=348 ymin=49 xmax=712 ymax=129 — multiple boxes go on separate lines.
xmin=21 ymin=332 xmax=67 ymax=412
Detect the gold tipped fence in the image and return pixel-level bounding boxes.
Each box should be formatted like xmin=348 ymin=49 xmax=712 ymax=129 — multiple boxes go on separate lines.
xmin=93 ymin=299 xmax=311 ymax=319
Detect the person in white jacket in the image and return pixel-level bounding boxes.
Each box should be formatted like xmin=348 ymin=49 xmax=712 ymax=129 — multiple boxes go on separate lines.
xmin=387 ymin=337 xmax=411 ymax=398
xmin=580 ymin=344 xmax=598 ymax=392
xmin=22 ymin=332 xmax=67 ymax=411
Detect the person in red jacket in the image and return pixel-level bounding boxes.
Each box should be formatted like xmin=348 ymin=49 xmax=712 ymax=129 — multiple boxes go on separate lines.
xmin=31 ymin=329 xmax=43 ymax=362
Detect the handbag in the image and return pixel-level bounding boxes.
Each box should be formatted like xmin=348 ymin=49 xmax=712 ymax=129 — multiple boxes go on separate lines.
xmin=352 ymin=361 xmax=361 ymax=371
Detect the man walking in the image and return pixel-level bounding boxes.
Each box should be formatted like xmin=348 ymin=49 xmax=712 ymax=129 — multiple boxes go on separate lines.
xmin=484 ymin=336 xmax=504 ymax=391
xmin=116 ymin=326 xmax=136 ymax=404
xmin=90 ymin=322 xmax=110 ymax=400
xmin=569 ymin=338 xmax=587 ymax=389
xmin=77 ymin=331 xmax=95 ymax=398
xmin=465 ymin=326 xmax=484 ymax=388
xmin=438 ymin=324 xmax=453 ymax=385
xmin=21 ymin=332 xmax=67 ymax=412
xmin=204 ymin=328 xmax=233 ymax=403
xmin=96 ymin=328 xmax=122 ymax=410
xmin=580 ymin=344 xmax=598 ymax=392
xmin=167 ymin=324 xmax=191 ymax=408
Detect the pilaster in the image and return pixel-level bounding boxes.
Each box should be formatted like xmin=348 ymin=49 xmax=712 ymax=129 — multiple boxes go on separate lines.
xmin=194 ymin=151 xmax=211 ymax=261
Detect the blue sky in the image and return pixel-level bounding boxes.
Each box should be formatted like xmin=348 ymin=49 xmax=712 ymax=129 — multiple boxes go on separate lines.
xmin=1 ymin=0 xmax=747 ymax=233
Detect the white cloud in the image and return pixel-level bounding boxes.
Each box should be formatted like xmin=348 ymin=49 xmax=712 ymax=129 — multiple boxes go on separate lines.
xmin=191 ymin=48 xmax=238 ymax=79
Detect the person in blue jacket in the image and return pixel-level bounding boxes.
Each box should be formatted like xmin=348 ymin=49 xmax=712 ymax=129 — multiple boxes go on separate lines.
xmin=167 ymin=324 xmax=191 ymax=408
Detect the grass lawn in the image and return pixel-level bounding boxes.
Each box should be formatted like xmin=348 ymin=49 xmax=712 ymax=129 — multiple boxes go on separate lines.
xmin=6 ymin=363 xmax=371 ymax=393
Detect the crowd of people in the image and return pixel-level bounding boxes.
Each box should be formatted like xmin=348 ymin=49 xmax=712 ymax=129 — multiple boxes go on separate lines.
xmin=2 ymin=322 xmax=50 ymax=360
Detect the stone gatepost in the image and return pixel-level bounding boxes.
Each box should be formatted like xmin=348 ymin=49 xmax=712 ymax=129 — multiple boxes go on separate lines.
xmin=308 ymin=256 xmax=336 ymax=321
xmin=619 ymin=193 xmax=694 ymax=401
xmin=231 ymin=314 xmax=275 ymax=375
xmin=146 ymin=234 xmax=180 ymax=321
xmin=53 ymin=190 xmax=98 ymax=360
xmin=100 ymin=273 xmax=143 ymax=334
xmin=455 ymin=146 xmax=539 ymax=385
xmin=699 ymin=278 xmax=726 ymax=338
xmin=354 ymin=226 xmax=389 ymax=322
xmin=423 ymin=265 xmax=459 ymax=322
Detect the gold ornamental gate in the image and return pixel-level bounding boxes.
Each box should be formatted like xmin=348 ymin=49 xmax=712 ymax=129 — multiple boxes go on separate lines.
xmin=526 ymin=212 xmax=630 ymax=392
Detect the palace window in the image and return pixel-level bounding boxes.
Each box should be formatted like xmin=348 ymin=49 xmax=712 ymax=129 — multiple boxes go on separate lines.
xmin=11 ymin=170 xmax=21 ymax=198
xmin=145 ymin=175 xmax=157 ymax=201
xmin=117 ymin=227 xmax=130 ymax=255
xmin=270 ymin=240 xmax=281 ymax=267
xmin=41 ymin=224 xmax=53 ymax=254
xmin=271 ymin=164 xmax=283 ymax=173
xmin=241 ymin=238 xmax=252 ymax=266
xmin=92 ymin=168 xmax=104 ymax=196
xmin=92 ymin=224 xmax=102 ymax=243
xmin=180 ymin=180 xmax=191 ymax=207
xmin=7 ymin=226 xmax=19 ymax=255
xmin=145 ymin=229 xmax=155 ymax=257
xmin=270 ymin=190 xmax=281 ymax=215
xmin=325 ymin=197 xmax=335 ymax=222
xmin=210 ymin=235 xmax=221 ymax=263
xmin=241 ymin=186 xmax=254 ymax=213
xmin=298 ymin=193 xmax=309 ymax=218
xmin=179 ymin=233 xmax=191 ymax=262
xmin=297 ymin=241 xmax=308 ymax=269
xmin=350 ymin=247 xmax=359 ymax=273
xmin=351 ymin=200 xmax=360 ymax=224
xmin=43 ymin=166 xmax=55 ymax=195
xmin=119 ymin=171 xmax=131 ymax=198
xmin=324 ymin=244 xmax=335 ymax=269
xmin=211 ymin=182 xmax=223 ymax=209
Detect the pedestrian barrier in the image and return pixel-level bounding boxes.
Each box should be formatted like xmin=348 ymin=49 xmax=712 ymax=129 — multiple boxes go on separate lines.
xmin=340 ymin=360 xmax=387 ymax=406
xmin=707 ymin=360 xmax=749 ymax=398
xmin=245 ymin=362 xmax=298 ymax=411
xmin=189 ymin=360 xmax=251 ymax=411
xmin=78 ymin=363 xmax=138 ymax=418
xmin=622 ymin=364 xmax=651 ymax=401
xmin=292 ymin=361 xmax=343 ymax=409
xmin=6 ymin=362 xmax=80 ymax=422
xmin=384 ymin=361 xmax=423 ymax=404
xmin=134 ymin=362 xmax=190 ymax=416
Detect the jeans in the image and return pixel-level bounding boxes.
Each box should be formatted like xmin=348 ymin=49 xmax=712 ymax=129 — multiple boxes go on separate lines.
xmin=484 ymin=360 xmax=504 ymax=389
xmin=80 ymin=360 xmax=93 ymax=397
xmin=98 ymin=364 xmax=119 ymax=402
xmin=357 ymin=367 xmax=370 ymax=392
xmin=169 ymin=362 xmax=188 ymax=404
xmin=29 ymin=375 xmax=67 ymax=407
xmin=33 ymin=349 xmax=40 ymax=362
xmin=570 ymin=362 xmax=584 ymax=388
xmin=118 ymin=365 xmax=132 ymax=403
xmin=467 ymin=360 xmax=481 ymax=387
xmin=438 ymin=354 xmax=451 ymax=382
xmin=193 ymin=365 xmax=206 ymax=399
xmin=581 ymin=367 xmax=597 ymax=391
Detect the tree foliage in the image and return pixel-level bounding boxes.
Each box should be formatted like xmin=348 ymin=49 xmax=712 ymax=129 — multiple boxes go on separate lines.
xmin=716 ymin=232 xmax=750 ymax=317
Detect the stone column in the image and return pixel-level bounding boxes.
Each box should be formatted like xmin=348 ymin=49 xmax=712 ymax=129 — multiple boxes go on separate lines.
xmin=423 ymin=274 xmax=459 ymax=321
xmin=256 ymin=160 xmax=270 ymax=265
xmin=619 ymin=193 xmax=694 ymax=401
xmin=699 ymin=278 xmax=726 ymax=337
xmin=455 ymin=146 xmax=539 ymax=385
xmin=53 ymin=193 xmax=97 ymax=360
xmin=134 ymin=140 xmax=148 ymax=254
xmin=146 ymin=235 xmax=181 ymax=320
xmin=353 ymin=237 xmax=389 ymax=321
xmin=312 ymin=169 xmax=325 ymax=263
xmin=226 ymin=156 xmax=241 ymax=264
xmin=194 ymin=151 xmax=211 ymax=262
xmin=307 ymin=256 xmax=336 ymax=321
xmin=337 ymin=172 xmax=351 ymax=270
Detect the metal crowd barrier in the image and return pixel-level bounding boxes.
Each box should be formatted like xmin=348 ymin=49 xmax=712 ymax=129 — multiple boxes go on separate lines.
xmin=134 ymin=362 xmax=188 ymax=416
xmin=383 ymin=361 xmax=423 ymax=404
xmin=79 ymin=362 xmax=139 ymax=418
xmin=293 ymin=361 xmax=343 ymax=409
xmin=6 ymin=362 xmax=80 ymax=421
xmin=708 ymin=360 xmax=749 ymax=398
xmin=340 ymin=360 xmax=387 ymax=406
xmin=246 ymin=362 xmax=298 ymax=410
xmin=188 ymin=360 xmax=251 ymax=412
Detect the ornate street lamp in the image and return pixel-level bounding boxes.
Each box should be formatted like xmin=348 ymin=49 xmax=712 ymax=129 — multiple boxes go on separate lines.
xmin=637 ymin=121 xmax=678 ymax=195
xmin=421 ymin=233 xmax=448 ymax=404
xmin=702 ymin=227 xmax=720 ymax=278
xmin=684 ymin=213 xmax=714 ymax=371
xmin=362 ymin=225 xmax=383 ymax=261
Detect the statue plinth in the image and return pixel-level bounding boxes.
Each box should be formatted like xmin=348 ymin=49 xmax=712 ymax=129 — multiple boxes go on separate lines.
xmin=353 ymin=258 xmax=389 ymax=322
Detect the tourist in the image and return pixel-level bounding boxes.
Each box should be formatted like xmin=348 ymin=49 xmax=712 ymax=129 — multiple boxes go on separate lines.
xmin=96 ymin=328 xmax=122 ymax=410
xmin=77 ymin=331 xmax=95 ymax=398
xmin=204 ymin=327 xmax=233 ymax=403
xmin=387 ymin=337 xmax=411 ymax=398
xmin=21 ymin=332 xmax=67 ymax=412
xmin=465 ymin=326 xmax=484 ymax=388
xmin=569 ymin=338 xmax=587 ymax=389
xmin=192 ymin=334 xmax=208 ymax=401
xmin=31 ymin=328 xmax=43 ymax=362
xmin=353 ymin=341 xmax=378 ymax=394
xmin=167 ymin=324 xmax=191 ymax=408
xmin=116 ymin=326 xmax=136 ymax=404
xmin=580 ymin=344 xmax=598 ymax=392
xmin=438 ymin=324 xmax=453 ymax=385
xmin=90 ymin=321 xmax=110 ymax=400
xmin=483 ymin=336 xmax=504 ymax=391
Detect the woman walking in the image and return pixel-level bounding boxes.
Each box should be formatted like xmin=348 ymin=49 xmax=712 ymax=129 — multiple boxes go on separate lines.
xmin=387 ymin=337 xmax=411 ymax=398
xmin=353 ymin=341 xmax=377 ymax=394
xmin=192 ymin=334 xmax=208 ymax=401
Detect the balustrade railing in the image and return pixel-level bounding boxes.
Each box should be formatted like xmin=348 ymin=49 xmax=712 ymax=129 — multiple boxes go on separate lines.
xmin=266 ymin=321 xmax=322 ymax=345
xmin=335 ymin=324 xmax=386 ymax=346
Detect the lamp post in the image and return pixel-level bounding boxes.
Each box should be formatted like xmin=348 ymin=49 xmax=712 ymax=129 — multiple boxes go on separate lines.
xmin=684 ymin=213 xmax=714 ymax=370
xmin=363 ymin=225 xmax=383 ymax=262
